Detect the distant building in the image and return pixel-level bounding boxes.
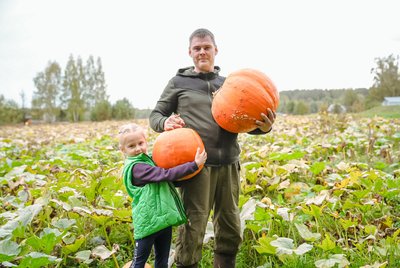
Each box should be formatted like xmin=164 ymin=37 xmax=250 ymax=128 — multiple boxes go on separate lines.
xmin=382 ymin=97 xmax=400 ymax=106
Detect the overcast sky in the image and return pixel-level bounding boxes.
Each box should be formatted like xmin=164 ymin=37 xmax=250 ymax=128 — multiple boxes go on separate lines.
xmin=1 ymin=0 xmax=399 ymax=109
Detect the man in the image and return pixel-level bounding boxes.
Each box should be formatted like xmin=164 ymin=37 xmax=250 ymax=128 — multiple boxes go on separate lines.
xmin=149 ymin=28 xmax=276 ymax=268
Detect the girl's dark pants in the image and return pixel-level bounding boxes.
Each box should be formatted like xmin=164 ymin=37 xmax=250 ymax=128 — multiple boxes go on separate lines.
xmin=131 ymin=226 xmax=172 ymax=268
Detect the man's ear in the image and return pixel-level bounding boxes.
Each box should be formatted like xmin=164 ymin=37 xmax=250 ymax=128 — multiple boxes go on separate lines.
xmin=215 ymin=46 xmax=218 ymax=55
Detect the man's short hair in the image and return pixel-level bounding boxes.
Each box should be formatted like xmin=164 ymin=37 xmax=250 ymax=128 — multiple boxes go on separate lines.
xmin=189 ymin=28 xmax=216 ymax=46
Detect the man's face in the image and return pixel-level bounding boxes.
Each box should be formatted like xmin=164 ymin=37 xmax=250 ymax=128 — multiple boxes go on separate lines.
xmin=189 ymin=36 xmax=218 ymax=73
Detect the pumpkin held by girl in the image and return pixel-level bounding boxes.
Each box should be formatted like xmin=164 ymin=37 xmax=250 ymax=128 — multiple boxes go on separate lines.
xmin=211 ymin=68 xmax=279 ymax=133
xmin=152 ymin=128 xmax=205 ymax=180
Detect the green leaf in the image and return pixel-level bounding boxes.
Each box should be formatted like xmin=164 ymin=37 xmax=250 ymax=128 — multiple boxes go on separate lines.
xmin=374 ymin=162 xmax=387 ymax=170
xmin=5 ymin=165 xmax=27 ymax=179
xmin=269 ymin=151 xmax=305 ymax=161
xmin=11 ymin=224 xmax=26 ymax=239
xmin=91 ymin=209 xmax=113 ymax=225
xmin=246 ymin=223 xmax=263 ymax=233
xmin=295 ymin=223 xmax=321 ymax=242
xmin=243 ymin=162 xmax=262 ymax=170
xmin=317 ymin=234 xmax=336 ymax=252
xmin=254 ymin=207 xmax=273 ymax=221
xmin=310 ymin=162 xmax=326 ymax=175
xmin=339 ymin=218 xmax=357 ymax=230
xmin=352 ymin=189 xmax=370 ymax=199
xmin=364 ymin=225 xmax=377 ymax=236
xmin=0 ymin=239 xmax=20 ymax=262
xmin=52 ymin=218 xmax=76 ymax=229
xmin=62 ymin=233 xmax=76 ymax=244
xmin=302 ymin=204 xmax=324 ymax=219
xmin=294 ymin=243 xmax=314 ymax=255
xmin=270 ymin=237 xmax=313 ymax=255
xmin=26 ymin=228 xmax=62 ymax=254
xmin=113 ymin=209 xmax=132 ymax=220
xmin=253 ymin=236 xmax=276 ymax=255
xmin=91 ymin=245 xmax=116 ymax=260
xmin=242 ymin=185 xmax=259 ymax=195
xmin=75 ymin=250 xmax=93 ymax=264
xmin=240 ymin=198 xmax=258 ymax=235
xmin=315 ymin=254 xmax=350 ymax=268
xmin=0 ymin=261 xmax=17 ymax=267
xmin=0 ymin=204 xmax=43 ymax=239
xmin=62 ymin=236 xmax=86 ymax=255
xmin=17 ymin=252 xmax=61 ymax=268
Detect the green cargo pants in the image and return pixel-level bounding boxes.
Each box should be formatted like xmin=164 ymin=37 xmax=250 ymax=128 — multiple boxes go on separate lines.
xmin=175 ymin=163 xmax=242 ymax=266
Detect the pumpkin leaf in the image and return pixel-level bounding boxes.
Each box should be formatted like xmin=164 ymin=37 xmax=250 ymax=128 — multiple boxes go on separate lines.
xmin=317 ymin=234 xmax=336 ymax=252
xmin=269 ymin=151 xmax=305 ymax=161
xmin=240 ymin=198 xmax=257 ymax=236
xmin=270 ymin=237 xmax=313 ymax=255
xmin=310 ymin=162 xmax=326 ymax=175
xmin=18 ymin=252 xmax=61 ymax=268
xmin=0 ymin=204 xmax=42 ymax=239
xmin=62 ymin=236 xmax=86 ymax=255
xmin=314 ymin=254 xmax=350 ymax=268
xmin=0 ymin=239 xmax=20 ymax=262
xmin=295 ymin=223 xmax=321 ymax=242
xmin=52 ymin=218 xmax=76 ymax=229
xmin=75 ymin=250 xmax=93 ymax=264
xmin=91 ymin=245 xmax=116 ymax=260
xmin=254 ymin=236 xmax=276 ymax=255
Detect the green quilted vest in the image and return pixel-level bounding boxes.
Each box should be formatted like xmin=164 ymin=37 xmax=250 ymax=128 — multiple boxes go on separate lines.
xmin=122 ymin=153 xmax=187 ymax=239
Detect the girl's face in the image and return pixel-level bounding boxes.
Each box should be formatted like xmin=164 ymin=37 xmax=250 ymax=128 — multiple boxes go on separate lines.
xmin=120 ymin=131 xmax=147 ymax=157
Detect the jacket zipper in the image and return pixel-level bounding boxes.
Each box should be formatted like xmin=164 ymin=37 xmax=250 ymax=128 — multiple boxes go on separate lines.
xmin=207 ymin=80 xmax=222 ymax=163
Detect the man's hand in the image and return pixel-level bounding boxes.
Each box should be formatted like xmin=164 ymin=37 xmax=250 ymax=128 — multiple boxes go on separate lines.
xmin=194 ymin=147 xmax=207 ymax=168
xmin=255 ymin=108 xmax=276 ymax=132
xmin=164 ymin=114 xmax=185 ymax=131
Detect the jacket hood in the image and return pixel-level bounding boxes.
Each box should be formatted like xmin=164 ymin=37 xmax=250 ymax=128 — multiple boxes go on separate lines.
xmin=177 ymin=66 xmax=221 ymax=80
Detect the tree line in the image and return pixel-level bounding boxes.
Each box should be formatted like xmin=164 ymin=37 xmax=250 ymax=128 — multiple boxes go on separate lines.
xmin=0 ymin=54 xmax=147 ymax=125
xmin=31 ymin=54 xmax=138 ymax=123
xmin=278 ymin=54 xmax=400 ymax=115
xmin=277 ymin=88 xmax=369 ymax=115
xmin=0 ymin=54 xmax=399 ymax=125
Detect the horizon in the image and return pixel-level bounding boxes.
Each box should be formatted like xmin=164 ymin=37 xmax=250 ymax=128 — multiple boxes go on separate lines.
xmin=1 ymin=0 xmax=399 ymax=109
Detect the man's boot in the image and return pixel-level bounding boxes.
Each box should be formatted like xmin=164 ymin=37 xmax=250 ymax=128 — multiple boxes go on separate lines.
xmin=213 ymin=253 xmax=236 ymax=268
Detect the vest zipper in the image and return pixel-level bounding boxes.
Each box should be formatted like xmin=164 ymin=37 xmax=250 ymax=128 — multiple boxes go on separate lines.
xmin=168 ymin=182 xmax=187 ymax=222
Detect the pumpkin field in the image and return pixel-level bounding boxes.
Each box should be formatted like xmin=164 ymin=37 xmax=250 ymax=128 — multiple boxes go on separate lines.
xmin=0 ymin=114 xmax=399 ymax=268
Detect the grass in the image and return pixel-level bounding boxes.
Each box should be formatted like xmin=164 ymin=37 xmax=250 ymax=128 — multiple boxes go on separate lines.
xmin=357 ymin=105 xmax=400 ymax=118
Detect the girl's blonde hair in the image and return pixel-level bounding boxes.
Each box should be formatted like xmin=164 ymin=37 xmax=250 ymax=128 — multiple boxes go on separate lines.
xmin=118 ymin=123 xmax=146 ymax=146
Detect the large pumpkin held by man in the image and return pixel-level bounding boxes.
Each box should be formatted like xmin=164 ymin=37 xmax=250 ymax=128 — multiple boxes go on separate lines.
xmin=211 ymin=68 xmax=279 ymax=133
xmin=152 ymin=128 xmax=205 ymax=180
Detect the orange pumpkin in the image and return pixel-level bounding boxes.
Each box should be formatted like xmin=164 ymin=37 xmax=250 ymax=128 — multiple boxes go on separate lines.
xmin=123 ymin=261 xmax=152 ymax=268
xmin=211 ymin=68 xmax=279 ymax=133
xmin=152 ymin=128 xmax=205 ymax=180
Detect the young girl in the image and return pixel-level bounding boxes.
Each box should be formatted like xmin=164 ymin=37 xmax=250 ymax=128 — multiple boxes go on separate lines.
xmin=118 ymin=123 xmax=206 ymax=268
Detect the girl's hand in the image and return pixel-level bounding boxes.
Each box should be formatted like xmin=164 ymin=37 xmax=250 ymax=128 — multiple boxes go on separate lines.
xmin=255 ymin=108 xmax=276 ymax=132
xmin=194 ymin=147 xmax=207 ymax=167
xmin=164 ymin=114 xmax=185 ymax=131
